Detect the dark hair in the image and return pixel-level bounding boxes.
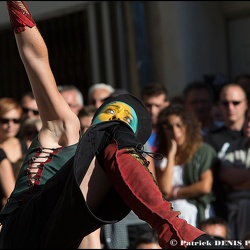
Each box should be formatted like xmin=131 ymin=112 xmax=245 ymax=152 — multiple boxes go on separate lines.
xmin=156 ymin=104 xmax=202 ymax=163
xmin=233 ymin=75 xmax=250 ymax=102
xmin=199 ymin=217 xmax=230 ymax=240
xmin=183 ymin=81 xmax=215 ymax=103
xmin=134 ymin=230 xmax=159 ymax=249
xmin=102 ymin=88 xmax=130 ymax=102
xmin=78 ymin=105 xmax=97 ymax=118
xmin=21 ymin=91 xmax=35 ymax=99
xmin=141 ymin=82 xmax=168 ymax=101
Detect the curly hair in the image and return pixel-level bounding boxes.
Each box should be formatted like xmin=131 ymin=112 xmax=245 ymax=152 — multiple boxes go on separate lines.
xmin=155 ymin=104 xmax=202 ymax=164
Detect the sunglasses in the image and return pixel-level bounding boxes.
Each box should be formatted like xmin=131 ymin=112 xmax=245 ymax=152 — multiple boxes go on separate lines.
xmin=221 ymin=100 xmax=243 ymax=106
xmin=0 ymin=118 xmax=21 ymax=124
xmin=22 ymin=107 xmax=39 ymax=116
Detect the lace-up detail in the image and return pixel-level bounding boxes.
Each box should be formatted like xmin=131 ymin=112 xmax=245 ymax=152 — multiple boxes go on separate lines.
xmin=135 ymin=143 xmax=163 ymax=160
xmin=26 ymin=147 xmax=62 ymax=187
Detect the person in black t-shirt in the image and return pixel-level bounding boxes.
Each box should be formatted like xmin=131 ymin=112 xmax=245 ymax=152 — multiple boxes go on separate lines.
xmin=204 ymin=83 xmax=248 ymax=221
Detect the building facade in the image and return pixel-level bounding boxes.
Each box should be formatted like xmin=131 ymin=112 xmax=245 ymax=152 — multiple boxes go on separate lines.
xmin=0 ymin=1 xmax=250 ymax=101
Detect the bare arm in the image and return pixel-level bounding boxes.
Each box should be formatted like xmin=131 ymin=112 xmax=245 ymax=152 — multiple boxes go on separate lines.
xmin=156 ymin=157 xmax=175 ymax=199
xmin=0 ymin=158 xmax=15 ymax=206
xmin=78 ymin=229 xmax=101 ymax=249
xmin=7 ymin=1 xmax=80 ymax=148
xmin=156 ymin=139 xmax=176 ymax=198
xmin=175 ymin=169 xmax=213 ymax=199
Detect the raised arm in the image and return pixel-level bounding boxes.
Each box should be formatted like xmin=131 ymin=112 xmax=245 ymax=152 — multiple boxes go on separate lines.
xmin=156 ymin=139 xmax=177 ymax=198
xmin=6 ymin=1 xmax=80 ymax=148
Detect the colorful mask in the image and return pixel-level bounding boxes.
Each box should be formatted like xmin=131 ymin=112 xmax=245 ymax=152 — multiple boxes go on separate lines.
xmin=92 ymin=101 xmax=138 ymax=133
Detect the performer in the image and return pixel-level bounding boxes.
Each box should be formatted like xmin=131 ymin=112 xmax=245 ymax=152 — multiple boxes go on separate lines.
xmin=0 ymin=2 xmax=239 ymax=249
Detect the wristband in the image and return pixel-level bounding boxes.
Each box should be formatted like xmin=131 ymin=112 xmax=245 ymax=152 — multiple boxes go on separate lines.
xmin=173 ymin=187 xmax=180 ymax=199
xmin=6 ymin=1 xmax=36 ymax=34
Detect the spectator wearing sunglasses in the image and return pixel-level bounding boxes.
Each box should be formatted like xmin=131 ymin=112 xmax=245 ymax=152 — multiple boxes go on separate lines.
xmin=204 ymin=83 xmax=248 ymax=222
xmin=205 ymin=83 xmax=248 ymax=155
xmin=21 ymin=91 xmax=39 ymax=120
xmin=0 ymin=97 xmax=28 ymax=173
xmin=219 ymin=107 xmax=250 ymax=239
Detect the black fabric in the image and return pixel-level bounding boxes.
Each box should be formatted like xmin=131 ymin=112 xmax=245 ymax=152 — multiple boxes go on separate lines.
xmin=0 ymin=121 xmax=133 ymax=249
xmin=94 ymin=123 xmax=143 ymax=164
xmin=73 ymin=121 xmax=132 ymax=223
xmin=204 ymin=126 xmax=244 ymax=221
xmin=0 ymin=95 xmax=151 ymax=249
xmin=0 ymin=157 xmax=101 ymax=249
xmin=0 ymin=148 xmax=7 ymax=211
xmin=74 ymin=118 xmax=146 ymax=185
xmin=92 ymin=94 xmax=151 ymax=144
xmin=20 ymin=138 xmax=28 ymax=155
xmin=204 ymin=126 xmax=244 ymax=153
xmin=110 ymin=124 xmax=143 ymax=150
xmin=0 ymin=153 xmax=130 ymax=249
xmin=0 ymin=148 xmax=7 ymax=161
xmin=74 ymin=121 xmax=120 ymax=185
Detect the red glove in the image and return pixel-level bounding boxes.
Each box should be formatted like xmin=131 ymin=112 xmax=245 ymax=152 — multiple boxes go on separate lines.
xmin=6 ymin=1 xmax=36 ymax=34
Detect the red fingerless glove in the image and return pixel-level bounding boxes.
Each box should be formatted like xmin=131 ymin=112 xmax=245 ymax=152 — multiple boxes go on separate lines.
xmin=6 ymin=1 xmax=36 ymax=34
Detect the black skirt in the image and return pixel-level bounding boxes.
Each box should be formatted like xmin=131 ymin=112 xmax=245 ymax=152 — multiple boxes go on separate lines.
xmin=0 ymin=122 xmax=131 ymax=249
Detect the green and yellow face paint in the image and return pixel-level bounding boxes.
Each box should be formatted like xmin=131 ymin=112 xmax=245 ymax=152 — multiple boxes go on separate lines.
xmin=92 ymin=101 xmax=138 ymax=133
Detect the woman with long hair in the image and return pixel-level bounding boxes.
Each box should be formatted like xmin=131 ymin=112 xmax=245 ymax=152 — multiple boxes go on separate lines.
xmin=155 ymin=104 xmax=218 ymax=227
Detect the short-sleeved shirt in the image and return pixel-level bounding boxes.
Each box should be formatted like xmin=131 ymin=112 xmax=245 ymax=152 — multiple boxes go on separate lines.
xmin=204 ymin=125 xmax=244 ymax=153
xmin=221 ymin=137 xmax=250 ymax=169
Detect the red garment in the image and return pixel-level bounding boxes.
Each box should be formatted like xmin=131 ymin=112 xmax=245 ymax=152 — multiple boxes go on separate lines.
xmin=6 ymin=1 xmax=36 ymax=34
xmin=102 ymin=140 xmax=204 ymax=249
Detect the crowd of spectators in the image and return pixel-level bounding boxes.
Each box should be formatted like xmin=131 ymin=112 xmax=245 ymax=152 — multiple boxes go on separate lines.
xmin=1 ymin=76 xmax=250 ymax=248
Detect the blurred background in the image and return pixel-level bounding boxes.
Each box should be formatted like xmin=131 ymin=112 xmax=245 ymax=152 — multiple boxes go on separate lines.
xmin=0 ymin=1 xmax=249 ymax=101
